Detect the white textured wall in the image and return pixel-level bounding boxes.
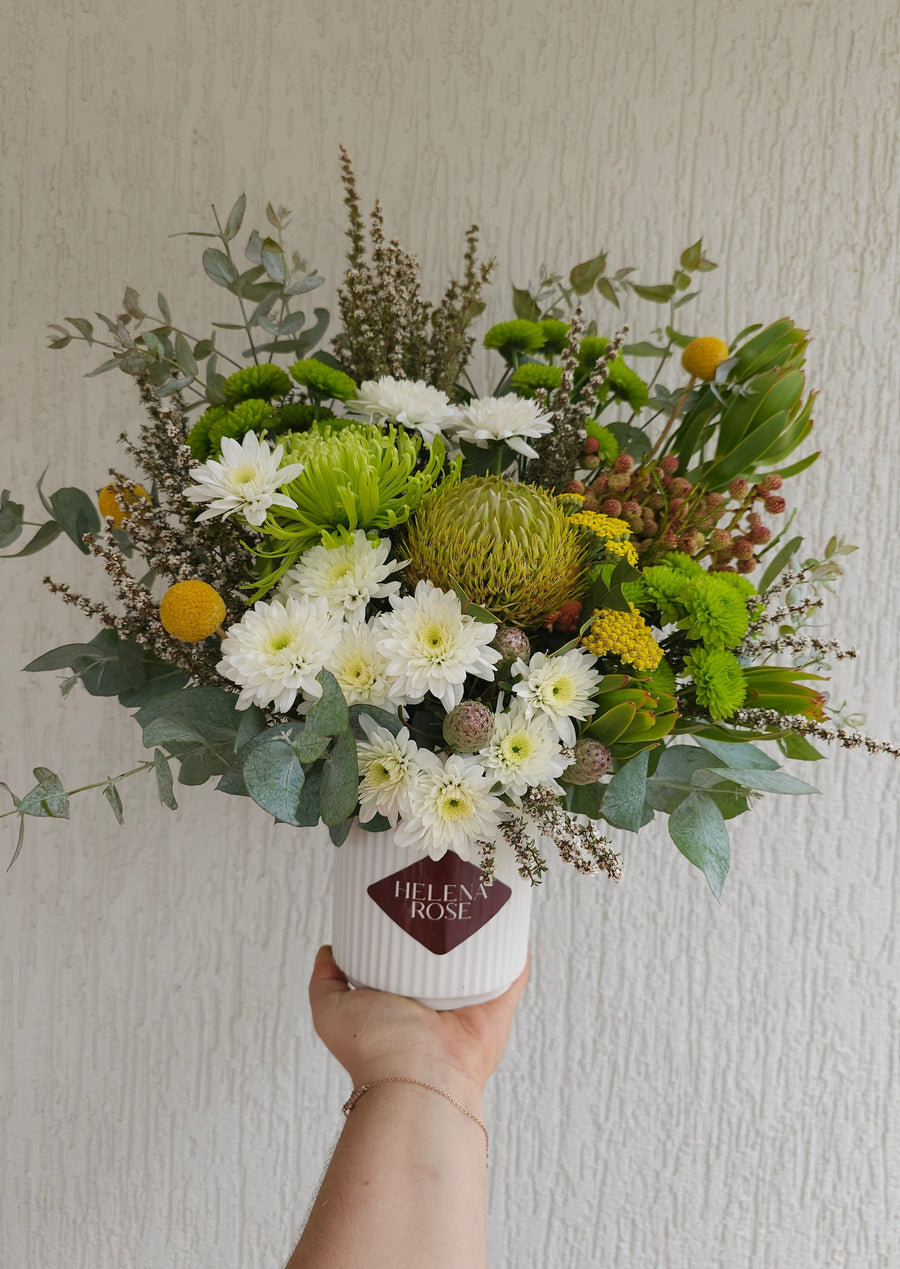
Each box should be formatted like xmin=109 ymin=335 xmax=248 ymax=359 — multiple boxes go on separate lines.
xmin=2 ymin=2 xmax=899 ymax=1265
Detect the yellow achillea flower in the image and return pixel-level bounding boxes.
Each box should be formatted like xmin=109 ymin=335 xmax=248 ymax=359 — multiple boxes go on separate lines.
xmin=582 ymin=605 xmax=663 ymax=672
xmin=569 ymin=510 xmax=638 ymax=566
xmin=98 ymin=483 xmax=149 ymax=528
xmin=159 ymin=580 xmax=226 ymax=643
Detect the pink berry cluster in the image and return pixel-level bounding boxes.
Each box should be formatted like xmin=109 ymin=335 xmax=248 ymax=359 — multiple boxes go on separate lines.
xmin=568 ymin=457 xmax=786 ymax=573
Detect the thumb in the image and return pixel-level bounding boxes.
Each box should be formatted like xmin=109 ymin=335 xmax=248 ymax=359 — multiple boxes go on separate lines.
xmin=308 ymin=945 xmax=351 ymax=1009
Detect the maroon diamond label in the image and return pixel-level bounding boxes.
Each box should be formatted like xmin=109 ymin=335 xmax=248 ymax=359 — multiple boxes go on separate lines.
xmin=367 ymin=851 xmax=511 ymax=955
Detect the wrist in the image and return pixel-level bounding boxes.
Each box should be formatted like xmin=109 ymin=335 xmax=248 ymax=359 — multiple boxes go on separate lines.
xmin=346 ymin=1060 xmax=486 ymax=1113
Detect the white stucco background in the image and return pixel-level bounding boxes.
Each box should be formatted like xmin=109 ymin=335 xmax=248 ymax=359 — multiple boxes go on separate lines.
xmin=2 ymin=2 xmax=898 ymax=1265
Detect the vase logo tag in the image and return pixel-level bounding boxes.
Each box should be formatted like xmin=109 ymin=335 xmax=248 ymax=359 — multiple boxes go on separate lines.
xmin=367 ymin=851 xmax=511 ymax=955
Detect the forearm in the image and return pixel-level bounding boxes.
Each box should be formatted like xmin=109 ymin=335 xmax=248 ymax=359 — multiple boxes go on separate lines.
xmin=287 ymin=1080 xmax=488 ymax=1269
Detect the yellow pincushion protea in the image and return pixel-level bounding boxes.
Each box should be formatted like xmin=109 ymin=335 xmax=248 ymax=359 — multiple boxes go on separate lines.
xmin=159 ymin=580 xmax=226 ymax=642
xmin=681 ymin=336 xmax=730 ymax=381
xmin=582 ymin=605 xmax=663 ymax=672
xmin=98 ymin=483 xmax=149 ymax=528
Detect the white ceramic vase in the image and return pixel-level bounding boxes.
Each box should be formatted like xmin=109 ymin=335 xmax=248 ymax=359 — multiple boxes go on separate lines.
xmin=331 ymin=820 xmax=532 ymax=1010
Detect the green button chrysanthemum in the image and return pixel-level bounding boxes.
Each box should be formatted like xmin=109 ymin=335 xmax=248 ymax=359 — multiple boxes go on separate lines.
xmin=483 ymin=320 xmax=546 ymax=359
xmin=289 ymin=359 xmax=358 ymax=402
xmin=207 ymin=399 xmax=276 ymax=454
xmin=538 ymin=319 xmax=570 ymax=355
xmin=187 ymin=406 xmax=229 ymax=460
xmin=677 ymin=574 xmax=750 ymax=648
xmin=683 ymin=646 xmax=747 ymax=720
xmin=221 ymin=364 xmax=293 ymax=404
xmin=510 ymin=363 xmax=564 ymax=396
xmin=629 ymin=564 xmax=690 ymax=625
xmin=579 ymin=337 xmax=649 ymax=412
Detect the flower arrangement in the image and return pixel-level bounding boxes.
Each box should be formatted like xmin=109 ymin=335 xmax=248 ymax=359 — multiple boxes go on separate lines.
xmin=4 ymin=150 xmax=897 ymax=897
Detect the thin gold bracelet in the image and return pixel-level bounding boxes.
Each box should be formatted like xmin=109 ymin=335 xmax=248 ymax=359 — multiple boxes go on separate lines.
xmin=342 ymin=1077 xmax=489 ymax=1164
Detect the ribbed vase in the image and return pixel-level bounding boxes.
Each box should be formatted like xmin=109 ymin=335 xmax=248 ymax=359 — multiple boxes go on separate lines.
xmin=331 ymin=821 xmax=532 ymax=1010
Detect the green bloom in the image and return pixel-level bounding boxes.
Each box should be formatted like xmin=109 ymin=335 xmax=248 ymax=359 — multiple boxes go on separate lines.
xmin=290 ymin=359 xmax=358 ymax=402
xmin=678 ymin=574 xmax=750 ymax=648
xmin=629 ymin=564 xmax=689 ymax=624
xmin=483 ymin=320 xmax=546 ymax=359
xmin=510 ymin=363 xmax=564 ymax=396
xmin=187 ymin=406 xmax=229 ymax=460
xmin=579 ymin=337 xmax=649 ymax=412
xmin=710 ymin=571 xmax=756 ymax=601
xmin=659 ymin=551 xmax=704 ymax=577
xmin=404 ymin=475 xmax=587 ymax=628
xmin=221 ymin=364 xmax=292 ymax=404
xmin=271 ymin=402 xmax=336 ymax=433
xmin=251 ymin=422 xmax=450 ymax=597
xmin=683 ymin=647 xmax=747 ymax=719
xmin=539 ymin=319 xmax=570 ymax=355
xmin=207 ymin=399 xmax=275 ymax=454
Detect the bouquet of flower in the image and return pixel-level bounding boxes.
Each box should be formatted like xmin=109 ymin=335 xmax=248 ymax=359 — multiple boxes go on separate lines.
xmin=4 ymin=151 xmax=896 ymax=897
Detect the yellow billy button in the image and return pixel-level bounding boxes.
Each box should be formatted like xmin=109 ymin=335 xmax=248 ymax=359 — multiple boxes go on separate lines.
xmin=681 ymin=336 xmax=730 ymax=381
xmin=98 ymin=483 xmax=149 ymax=528
xmin=159 ymin=580 xmax=226 ymax=643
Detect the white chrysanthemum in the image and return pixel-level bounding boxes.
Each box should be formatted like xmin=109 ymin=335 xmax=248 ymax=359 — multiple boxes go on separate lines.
xmin=357 ymin=717 xmax=423 ymax=827
xmin=393 ymin=752 xmax=505 ymax=860
xmin=185 ymin=431 xmax=304 ymax=527
xmin=479 ymin=702 xmax=569 ymax=799
xmin=345 ymin=375 xmax=460 ymax=444
xmin=511 ymin=649 xmax=602 ymax=746
xmin=217 ymin=596 xmax=343 ymax=712
xmin=448 ymin=395 xmax=554 ymax=459
xmin=278 ymin=531 xmax=405 ymax=622
xmin=375 ymin=580 xmax=501 ymax=712
xmin=325 ymin=622 xmax=394 ymax=710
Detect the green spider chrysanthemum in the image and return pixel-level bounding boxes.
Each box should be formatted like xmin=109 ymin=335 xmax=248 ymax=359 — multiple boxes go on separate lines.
xmin=677 ymin=574 xmax=750 ymax=648
xmin=483 ymin=320 xmax=546 ymax=359
xmin=510 ymin=363 xmax=564 ymax=396
xmin=289 ymin=359 xmax=358 ymax=402
xmin=538 ymin=319 xmax=570 ymax=355
xmin=221 ymin=364 xmax=292 ymax=404
xmin=683 ymin=646 xmax=747 ymax=720
xmin=404 ymin=475 xmax=587 ymax=628
xmin=579 ymin=337 xmax=649 ymax=412
xmin=250 ymin=422 xmax=450 ymax=598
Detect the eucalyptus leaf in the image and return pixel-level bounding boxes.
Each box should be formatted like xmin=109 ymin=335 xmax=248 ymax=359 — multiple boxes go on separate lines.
xmin=17 ymin=770 xmax=70 ymax=820
xmin=261 ymin=237 xmax=286 ymax=283
xmin=348 ymin=705 xmax=402 ymax=737
xmin=224 ymin=193 xmax=246 ymax=241
xmin=203 ymin=247 xmax=237 ymax=288
xmin=692 ymin=736 xmax=779 ymax=770
xmin=66 ymin=316 xmax=95 ymax=342
xmin=48 ymin=487 xmax=101 ymax=553
xmin=329 ymin=818 xmax=353 ymax=846
xmin=123 ymin=287 xmax=144 ymax=320
xmin=305 ymin=671 xmax=349 ymax=736
xmin=358 ymin=812 xmax=392 ymax=833
xmin=320 ymin=729 xmax=359 ymax=825
xmin=601 ymin=750 xmax=649 ymax=830
xmin=174 ymin=333 xmax=198 ymax=377
xmin=1 ymin=520 xmax=62 ymax=557
xmin=512 ymin=287 xmax=540 ymax=321
xmin=7 ymin=815 xmax=26 ymax=870
xmin=104 ymin=783 xmax=125 ymax=825
xmin=668 ymin=792 xmax=730 ymax=898
xmin=777 ymin=733 xmax=824 ymax=762
xmin=293 ymin=766 xmax=323 ymax=827
xmin=242 ymin=738 xmax=306 ymax=825
xmin=154 ymin=749 xmax=178 ymax=810
xmin=24 ymin=643 xmax=104 ymax=673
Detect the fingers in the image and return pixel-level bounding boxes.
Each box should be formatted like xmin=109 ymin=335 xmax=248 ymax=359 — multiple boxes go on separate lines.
xmin=308 ymin=944 xmax=351 ymax=1008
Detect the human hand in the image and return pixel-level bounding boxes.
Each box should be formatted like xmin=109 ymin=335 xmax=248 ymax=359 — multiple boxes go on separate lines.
xmin=308 ymin=946 xmax=529 ymax=1107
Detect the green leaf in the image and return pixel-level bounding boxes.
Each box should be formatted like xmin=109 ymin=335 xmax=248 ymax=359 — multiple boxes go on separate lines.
xmin=141 ymin=330 xmax=166 ymax=359
xmin=0 ymin=491 xmax=25 ymax=548
xmin=242 ymin=738 xmax=306 ymax=825
xmin=1 ymin=520 xmax=62 ymax=557
xmin=223 ymin=193 xmax=246 ymax=241
xmin=118 ymin=660 xmax=189 ymax=707
xmin=596 ymin=277 xmax=619 ymax=307
xmin=329 ymin=818 xmax=353 ymax=846
xmin=245 ymin=230 xmax=263 ymax=265
xmin=692 ymin=736 xmax=779 ymax=770
xmin=158 ymin=293 xmax=171 ymax=324
xmin=358 ymin=812 xmax=392 ymax=833
xmin=709 ymin=768 xmax=817 ymax=796
xmin=24 ymin=643 xmax=104 ymax=673
xmin=777 ymin=733 xmax=824 ymax=762
xmin=7 ymin=815 xmax=26 ymax=870
xmin=566 ymin=781 xmax=605 ymax=818
xmin=305 ymin=670 xmax=349 ymax=736
xmin=512 ymin=286 xmax=540 ymax=321
xmin=348 ymin=705 xmax=402 ymax=737
xmin=668 ymin=792 xmax=730 ymax=898
xmin=202 ymin=247 xmax=237 ymax=288
xmin=74 ymin=630 xmax=146 ymax=697
xmin=234 ymin=706 xmax=267 ymax=753
xmin=644 ymin=745 xmax=715 ymax=813
xmin=104 ymin=783 xmax=125 ymax=825
xmin=629 ymin=282 xmax=676 ymax=303
xmin=758 ymin=535 xmax=803 ymax=592
xmin=569 ymin=252 xmax=607 ymax=296
xmin=320 ymin=729 xmax=359 ymax=825
xmin=174 ymin=333 xmax=198 ymax=377
xmin=601 ymin=750 xmax=649 ymax=830
xmin=154 ymin=749 xmax=178 ymax=810
xmin=622 ymin=341 xmax=669 ymax=358
xmin=665 ymin=325 xmax=694 ymax=350
xmin=261 ymin=237 xmax=286 ymax=283
xmin=66 ymin=316 xmax=95 ymax=342
xmin=123 ymin=287 xmax=144 ymax=320
xmin=17 ymin=769 xmax=70 ymax=820
xmin=293 ymin=765 xmax=323 ymax=826
xmin=585 ymin=702 xmax=637 ymax=746
xmin=48 ymin=487 xmax=101 ymax=553
xmin=447 ymin=574 xmax=499 ymax=623
xmin=680 ymin=240 xmax=703 ymax=271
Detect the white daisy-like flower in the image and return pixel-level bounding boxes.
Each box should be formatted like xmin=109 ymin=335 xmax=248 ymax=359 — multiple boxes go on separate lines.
xmin=217 ymin=595 xmax=343 ymax=712
xmin=325 ymin=621 xmax=394 ymax=710
xmin=448 ymin=395 xmax=554 ymax=460
xmin=345 ymin=375 xmax=460 ymax=444
xmin=375 ymin=580 xmax=501 ymax=713
xmin=479 ymin=702 xmax=570 ymax=799
xmin=511 ymin=649 xmax=602 ymax=746
xmin=278 ymin=531 xmax=405 ymax=623
xmin=185 ymin=431 xmax=304 ymax=528
xmin=393 ymin=752 xmax=505 ymax=860
xmin=356 ymin=717 xmax=423 ymax=827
